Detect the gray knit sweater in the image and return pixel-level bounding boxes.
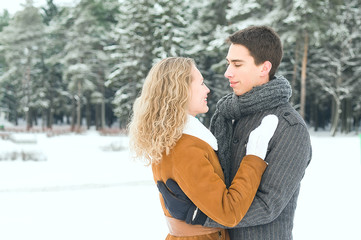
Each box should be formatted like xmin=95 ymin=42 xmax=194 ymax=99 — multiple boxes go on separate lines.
xmin=205 ymin=79 xmax=312 ymax=239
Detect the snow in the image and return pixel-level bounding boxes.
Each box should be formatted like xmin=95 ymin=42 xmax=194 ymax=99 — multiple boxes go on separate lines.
xmin=0 ymin=130 xmax=360 ymax=239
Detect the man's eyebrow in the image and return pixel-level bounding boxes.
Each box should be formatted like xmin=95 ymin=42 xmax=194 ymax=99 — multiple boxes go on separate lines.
xmin=226 ymin=59 xmax=245 ymax=63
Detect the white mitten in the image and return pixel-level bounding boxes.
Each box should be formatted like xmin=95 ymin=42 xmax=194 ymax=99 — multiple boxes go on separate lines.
xmin=246 ymin=115 xmax=279 ymax=161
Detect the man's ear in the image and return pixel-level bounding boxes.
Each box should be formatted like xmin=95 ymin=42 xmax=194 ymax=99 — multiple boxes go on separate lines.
xmin=260 ymin=61 xmax=272 ymax=77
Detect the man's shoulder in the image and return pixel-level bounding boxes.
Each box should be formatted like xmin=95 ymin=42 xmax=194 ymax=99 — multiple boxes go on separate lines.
xmin=274 ymin=103 xmax=307 ymax=128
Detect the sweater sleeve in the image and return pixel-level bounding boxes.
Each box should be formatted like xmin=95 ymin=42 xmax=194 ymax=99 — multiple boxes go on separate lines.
xmin=172 ymin=145 xmax=267 ymax=228
xmin=204 ymin=123 xmax=312 ymax=228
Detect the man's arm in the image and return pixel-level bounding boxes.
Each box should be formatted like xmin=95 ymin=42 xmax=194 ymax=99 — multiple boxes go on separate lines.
xmin=205 ymin=123 xmax=312 ymax=228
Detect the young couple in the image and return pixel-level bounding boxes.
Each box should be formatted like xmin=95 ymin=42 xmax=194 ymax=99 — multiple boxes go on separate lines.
xmin=129 ymin=26 xmax=312 ymax=240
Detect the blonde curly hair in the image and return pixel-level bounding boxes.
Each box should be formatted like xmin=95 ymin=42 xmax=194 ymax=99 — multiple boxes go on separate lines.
xmin=128 ymin=57 xmax=195 ymax=165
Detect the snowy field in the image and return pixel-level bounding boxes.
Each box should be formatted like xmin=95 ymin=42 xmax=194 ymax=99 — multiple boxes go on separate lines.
xmin=0 ymin=130 xmax=360 ymax=240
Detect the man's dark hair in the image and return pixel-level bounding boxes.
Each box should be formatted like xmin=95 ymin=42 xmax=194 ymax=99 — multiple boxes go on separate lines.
xmin=227 ymin=26 xmax=283 ymax=79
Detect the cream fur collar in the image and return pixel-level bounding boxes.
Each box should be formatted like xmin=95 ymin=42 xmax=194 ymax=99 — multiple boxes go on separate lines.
xmin=183 ymin=115 xmax=218 ymax=151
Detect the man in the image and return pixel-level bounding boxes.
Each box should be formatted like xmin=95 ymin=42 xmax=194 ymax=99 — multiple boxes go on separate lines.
xmin=158 ymin=25 xmax=312 ymax=240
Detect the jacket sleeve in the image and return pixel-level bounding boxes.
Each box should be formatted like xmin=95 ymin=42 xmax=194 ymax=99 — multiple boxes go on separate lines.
xmin=172 ymin=144 xmax=267 ymax=228
xmin=204 ymin=123 xmax=312 ymax=228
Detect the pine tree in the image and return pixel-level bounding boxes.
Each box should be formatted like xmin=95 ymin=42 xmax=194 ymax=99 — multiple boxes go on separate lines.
xmin=151 ymin=0 xmax=188 ymax=60
xmin=109 ymin=0 xmax=189 ymax=127
xmin=0 ymin=9 xmax=16 ymax=123
xmin=38 ymin=0 xmax=69 ymax=128
xmin=0 ymin=0 xmax=46 ymax=129
xmin=278 ymin=0 xmax=343 ymax=120
xmin=41 ymin=0 xmax=59 ymax=25
xmin=0 ymin=10 xmax=10 ymax=75
xmin=61 ymin=0 xmax=119 ymax=131
xmin=108 ymin=0 xmax=157 ymax=127
xmin=184 ymin=0 xmax=230 ymax=126
xmin=307 ymin=0 xmax=361 ymax=135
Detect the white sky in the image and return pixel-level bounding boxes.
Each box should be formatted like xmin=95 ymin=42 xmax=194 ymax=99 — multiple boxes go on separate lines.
xmin=0 ymin=0 xmax=78 ymax=15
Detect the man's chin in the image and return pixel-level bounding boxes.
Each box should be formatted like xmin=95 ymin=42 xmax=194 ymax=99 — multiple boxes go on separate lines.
xmin=233 ymin=87 xmax=253 ymax=96
xmin=233 ymin=89 xmax=244 ymax=96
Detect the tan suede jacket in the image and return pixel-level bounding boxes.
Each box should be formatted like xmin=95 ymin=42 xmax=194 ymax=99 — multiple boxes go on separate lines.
xmin=152 ymin=133 xmax=267 ymax=228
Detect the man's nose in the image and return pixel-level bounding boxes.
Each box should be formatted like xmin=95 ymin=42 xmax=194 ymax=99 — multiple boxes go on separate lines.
xmin=224 ymin=66 xmax=233 ymax=78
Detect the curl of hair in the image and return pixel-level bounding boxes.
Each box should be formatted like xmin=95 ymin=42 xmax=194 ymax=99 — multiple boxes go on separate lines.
xmin=128 ymin=57 xmax=195 ymax=165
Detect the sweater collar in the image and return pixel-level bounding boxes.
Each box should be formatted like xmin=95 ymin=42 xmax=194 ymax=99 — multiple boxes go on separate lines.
xmin=183 ymin=115 xmax=218 ymax=151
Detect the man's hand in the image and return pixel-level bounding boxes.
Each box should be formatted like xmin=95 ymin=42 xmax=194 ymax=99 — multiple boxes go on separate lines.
xmin=157 ymin=179 xmax=207 ymax=225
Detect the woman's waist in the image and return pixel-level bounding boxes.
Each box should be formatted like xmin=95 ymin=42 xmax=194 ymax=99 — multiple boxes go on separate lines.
xmin=165 ymin=216 xmax=222 ymax=237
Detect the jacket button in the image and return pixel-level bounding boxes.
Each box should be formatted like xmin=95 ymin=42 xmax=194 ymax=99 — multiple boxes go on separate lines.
xmin=284 ymin=112 xmax=290 ymax=116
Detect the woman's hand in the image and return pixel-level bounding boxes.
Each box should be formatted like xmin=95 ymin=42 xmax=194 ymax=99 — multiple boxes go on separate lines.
xmin=246 ymin=115 xmax=278 ymax=161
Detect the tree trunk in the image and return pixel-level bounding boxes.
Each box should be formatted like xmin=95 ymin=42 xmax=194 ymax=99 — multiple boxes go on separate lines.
xmin=331 ymin=96 xmax=340 ymax=136
xmin=355 ymin=114 xmax=360 ymax=134
xmin=71 ymin=97 xmax=76 ymax=132
xmin=300 ymin=32 xmax=308 ymax=119
xmin=95 ymin=104 xmax=100 ymax=130
xmin=291 ymin=40 xmax=299 ymax=105
xmin=99 ymin=75 xmax=106 ymax=130
xmin=42 ymin=110 xmax=46 ymax=130
xmin=46 ymin=109 xmax=50 ymax=129
xmin=311 ymin=98 xmax=318 ymax=131
xmin=47 ymin=96 xmax=53 ymax=129
xmin=15 ymin=111 xmax=18 ymax=126
xmin=341 ymin=99 xmax=347 ymax=133
xmin=47 ymin=107 xmax=53 ymax=129
xmin=345 ymin=98 xmax=352 ymax=133
xmin=26 ymin=108 xmax=33 ymax=131
xmin=86 ymin=98 xmax=91 ymax=130
xmin=25 ymin=109 xmax=30 ymax=131
xmin=25 ymin=64 xmax=31 ymax=131
xmin=101 ymin=92 xmax=106 ymax=129
xmin=76 ymin=81 xmax=82 ymax=131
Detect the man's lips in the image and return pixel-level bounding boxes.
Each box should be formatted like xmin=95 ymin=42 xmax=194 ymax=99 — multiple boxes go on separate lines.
xmin=229 ymin=81 xmax=238 ymax=87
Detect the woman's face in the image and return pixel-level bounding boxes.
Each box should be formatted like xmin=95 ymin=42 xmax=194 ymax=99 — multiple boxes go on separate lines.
xmin=187 ymin=65 xmax=210 ymax=117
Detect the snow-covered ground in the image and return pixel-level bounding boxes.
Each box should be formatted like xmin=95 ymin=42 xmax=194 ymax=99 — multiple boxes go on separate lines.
xmin=0 ymin=130 xmax=360 ymax=240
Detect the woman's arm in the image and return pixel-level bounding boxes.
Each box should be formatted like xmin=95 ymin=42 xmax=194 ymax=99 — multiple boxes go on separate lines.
xmin=159 ymin=115 xmax=278 ymax=227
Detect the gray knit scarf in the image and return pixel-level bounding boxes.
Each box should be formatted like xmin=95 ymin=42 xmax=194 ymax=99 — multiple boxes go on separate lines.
xmin=210 ymin=75 xmax=292 ymax=176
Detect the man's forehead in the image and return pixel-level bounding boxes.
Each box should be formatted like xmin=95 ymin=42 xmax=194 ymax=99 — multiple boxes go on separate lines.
xmin=226 ymin=45 xmax=251 ymax=61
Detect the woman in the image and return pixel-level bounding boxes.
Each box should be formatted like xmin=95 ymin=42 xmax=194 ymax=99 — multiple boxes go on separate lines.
xmin=128 ymin=57 xmax=278 ymax=240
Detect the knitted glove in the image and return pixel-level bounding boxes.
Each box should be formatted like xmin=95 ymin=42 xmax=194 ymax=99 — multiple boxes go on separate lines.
xmin=157 ymin=179 xmax=207 ymax=225
xmin=246 ymin=114 xmax=279 ymax=160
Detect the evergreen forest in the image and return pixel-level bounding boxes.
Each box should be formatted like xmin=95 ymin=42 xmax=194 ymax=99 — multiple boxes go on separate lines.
xmin=0 ymin=0 xmax=360 ymax=135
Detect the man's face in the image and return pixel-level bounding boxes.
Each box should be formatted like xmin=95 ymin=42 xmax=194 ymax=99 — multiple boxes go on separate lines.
xmin=224 ymin=44 xmax=268 ymax=96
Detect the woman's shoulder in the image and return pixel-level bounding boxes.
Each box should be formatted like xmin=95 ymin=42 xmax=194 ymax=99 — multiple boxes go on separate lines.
xmin=169 ymin=134 xmax=219 ymax=169
xmin=176 ymin=134 xmax=214 ymax=151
